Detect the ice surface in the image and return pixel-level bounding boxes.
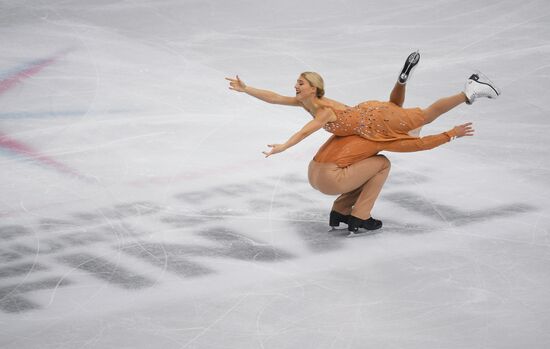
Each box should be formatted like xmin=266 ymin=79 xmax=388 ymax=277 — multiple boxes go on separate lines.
xmin=1 ymin=0 xmax=550 ymax=348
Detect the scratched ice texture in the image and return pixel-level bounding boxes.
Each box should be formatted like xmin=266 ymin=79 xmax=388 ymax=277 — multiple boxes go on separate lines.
xmin=1 ymin=0 xmax=549 ymax=348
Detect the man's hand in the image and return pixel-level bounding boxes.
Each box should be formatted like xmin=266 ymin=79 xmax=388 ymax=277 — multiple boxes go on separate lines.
xmin=452 ymin=122 xmax=474 ymax=138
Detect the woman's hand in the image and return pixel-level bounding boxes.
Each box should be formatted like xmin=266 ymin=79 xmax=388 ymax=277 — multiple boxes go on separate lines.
xmin=452 ymin=122 xmax=474 ymax=138
xmin=262 ymin=144 xmax=286 ymax=157
xmin=225 ymin=75 xmax=247 ymax=92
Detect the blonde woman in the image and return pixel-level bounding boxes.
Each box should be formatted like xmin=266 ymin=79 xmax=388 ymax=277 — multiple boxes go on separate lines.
xmin=226 ymin=52 xmax=500 ymax=159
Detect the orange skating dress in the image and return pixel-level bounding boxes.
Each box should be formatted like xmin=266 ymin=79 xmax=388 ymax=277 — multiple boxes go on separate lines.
xmin=315 ymin=101 xmax=459 ymax=167
xmin=323 ymin=101 xmax=425 ymax=141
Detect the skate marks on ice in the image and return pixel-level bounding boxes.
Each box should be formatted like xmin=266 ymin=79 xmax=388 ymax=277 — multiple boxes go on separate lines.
xmin=120 ymin=230 xmax=294 ymax=278
xmin=173 ymin=174 xmax=348 ymax=252
xmin=384 ymin=192 xmax=534 ymax=226
xmin=0 ymin=226 xmax=32 ymax=241
xmin=0 ymin=176 xmax=306 ymax=313
xmin=0 ymin=210 xmax=158 ymax=313
xmin=0 ymin=203 xmax=295 ymax=314
xmin=0 ymin=175 xmax=535 ymax=314
xmin=57 ymin=254 xmax=155 ymax=290
xmin=0 ymin=278 xmax=72 ymax=313
xmin=286 ymin=210 xmax=353 ymax=252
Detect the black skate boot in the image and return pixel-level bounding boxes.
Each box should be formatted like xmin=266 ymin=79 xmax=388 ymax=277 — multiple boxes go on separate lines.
xmin=397 ymin=50 xmax=420 ymax=85
xmin=329 ymin=210 xmax=350 ymax=228
xmin=347 ymin=215 xmax=383 ymax=234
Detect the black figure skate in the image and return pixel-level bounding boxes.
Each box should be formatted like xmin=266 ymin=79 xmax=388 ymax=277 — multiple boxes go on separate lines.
xmin=347 ymin=215 xmax=383 ymax=236
xmin=398 ymin=50 xmax=420 ymax=85
xmin=329 ymin=210 xmax=350 ymax=229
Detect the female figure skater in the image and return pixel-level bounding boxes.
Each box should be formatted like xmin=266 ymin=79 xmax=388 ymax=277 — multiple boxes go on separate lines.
xmin=226 ymin=51 xmax=500 ymax=159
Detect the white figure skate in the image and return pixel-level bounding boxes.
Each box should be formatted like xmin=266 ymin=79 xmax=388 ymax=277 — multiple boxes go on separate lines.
xmin=463 ymin=72 xmax=501 ymax=105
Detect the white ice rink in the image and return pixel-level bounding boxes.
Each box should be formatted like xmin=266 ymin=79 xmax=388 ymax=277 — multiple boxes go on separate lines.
xmin=1 ymin=0 xmax=550 ymax=348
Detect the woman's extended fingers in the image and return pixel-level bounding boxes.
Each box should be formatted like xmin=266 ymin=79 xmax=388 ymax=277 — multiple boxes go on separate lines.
xmin=225 ymin=75 xmax=245 ymax=91
xmin=226 ymin=77 xmax=237 ymax=90
xmin=262 ymin=144 xmax=277 ymax=157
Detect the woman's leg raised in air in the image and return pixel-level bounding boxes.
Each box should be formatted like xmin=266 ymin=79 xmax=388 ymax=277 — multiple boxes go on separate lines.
xmin=421 ymin=71 xmax=501 ymax=125
xmin=389 ymin=82 xmax=406 ymax=107
xmin=389 ymin=51 xmax=420 ymax=107
xmin=421 ymin=92 xmax=467 ymax=125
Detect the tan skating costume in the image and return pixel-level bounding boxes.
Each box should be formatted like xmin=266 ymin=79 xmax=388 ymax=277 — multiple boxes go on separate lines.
xmin=320 ymin=100 xmax=459 ymax=163
xmin=309 ymin=103 xmax=459 ymax=220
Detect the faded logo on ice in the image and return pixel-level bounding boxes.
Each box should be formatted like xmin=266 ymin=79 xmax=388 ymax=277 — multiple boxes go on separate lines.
xmin=0 ymin=173 xmax=533 ymax=313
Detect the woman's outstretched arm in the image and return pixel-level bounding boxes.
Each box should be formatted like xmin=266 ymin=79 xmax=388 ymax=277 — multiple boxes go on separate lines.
xmin=381 ymin=122 xmax=474 ymax=153
xmin=263 ymin=108 xmax=334 ymax=157
xmin=226 ymin=75 xmax=300 ymax=106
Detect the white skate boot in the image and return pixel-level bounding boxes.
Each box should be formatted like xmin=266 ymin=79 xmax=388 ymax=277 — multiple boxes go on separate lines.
xmin=463 ymin=72 xmax=501 ymax=105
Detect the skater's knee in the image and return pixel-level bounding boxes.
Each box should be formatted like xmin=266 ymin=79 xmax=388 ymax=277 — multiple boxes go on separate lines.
xmin=420 ymin=108 xmax=435 ymax=125
xmin=377 ymin=154 xmax=391 ymax=170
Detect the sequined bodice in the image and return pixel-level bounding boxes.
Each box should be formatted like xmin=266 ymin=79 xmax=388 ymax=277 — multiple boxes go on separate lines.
xmin=323 ymin=100 xmax=418 ymax=141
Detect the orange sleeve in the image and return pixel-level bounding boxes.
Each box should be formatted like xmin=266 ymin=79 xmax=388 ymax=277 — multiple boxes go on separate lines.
xmin=313 ymin=129 xmax=459 ymax=167
xmin=381 ymin=129 xmax=458 ymax=153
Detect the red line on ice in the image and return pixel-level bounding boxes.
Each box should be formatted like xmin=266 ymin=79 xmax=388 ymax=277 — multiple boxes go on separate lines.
xmin=0 ymin=54 xmax=60 ymax=96
xmin=0 ymin=132 xmax=82 ymax=177
xmin=0 ymin=48 xmax=86 ymax=179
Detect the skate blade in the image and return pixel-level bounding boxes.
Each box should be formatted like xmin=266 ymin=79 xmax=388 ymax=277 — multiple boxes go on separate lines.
xmin=328 ymin=227 xmax=353 ymax=238
xmin=408 ymin=50 xmax=420 ymax=63
xmin=473 ymin=70 xmax=501 ymax=96
xmin=346 ymin=230 xmax=370 ymax=238
xmin=346 ymin=228 xmax=382 ymax=238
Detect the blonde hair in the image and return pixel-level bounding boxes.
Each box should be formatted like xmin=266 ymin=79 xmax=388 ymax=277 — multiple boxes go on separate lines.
xmin=300 ymin=72 xmax=325 ymax=98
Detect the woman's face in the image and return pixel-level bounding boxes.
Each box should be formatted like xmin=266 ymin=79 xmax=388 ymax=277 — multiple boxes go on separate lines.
xmin=294 ymin=76 xmax=316 ymax=101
